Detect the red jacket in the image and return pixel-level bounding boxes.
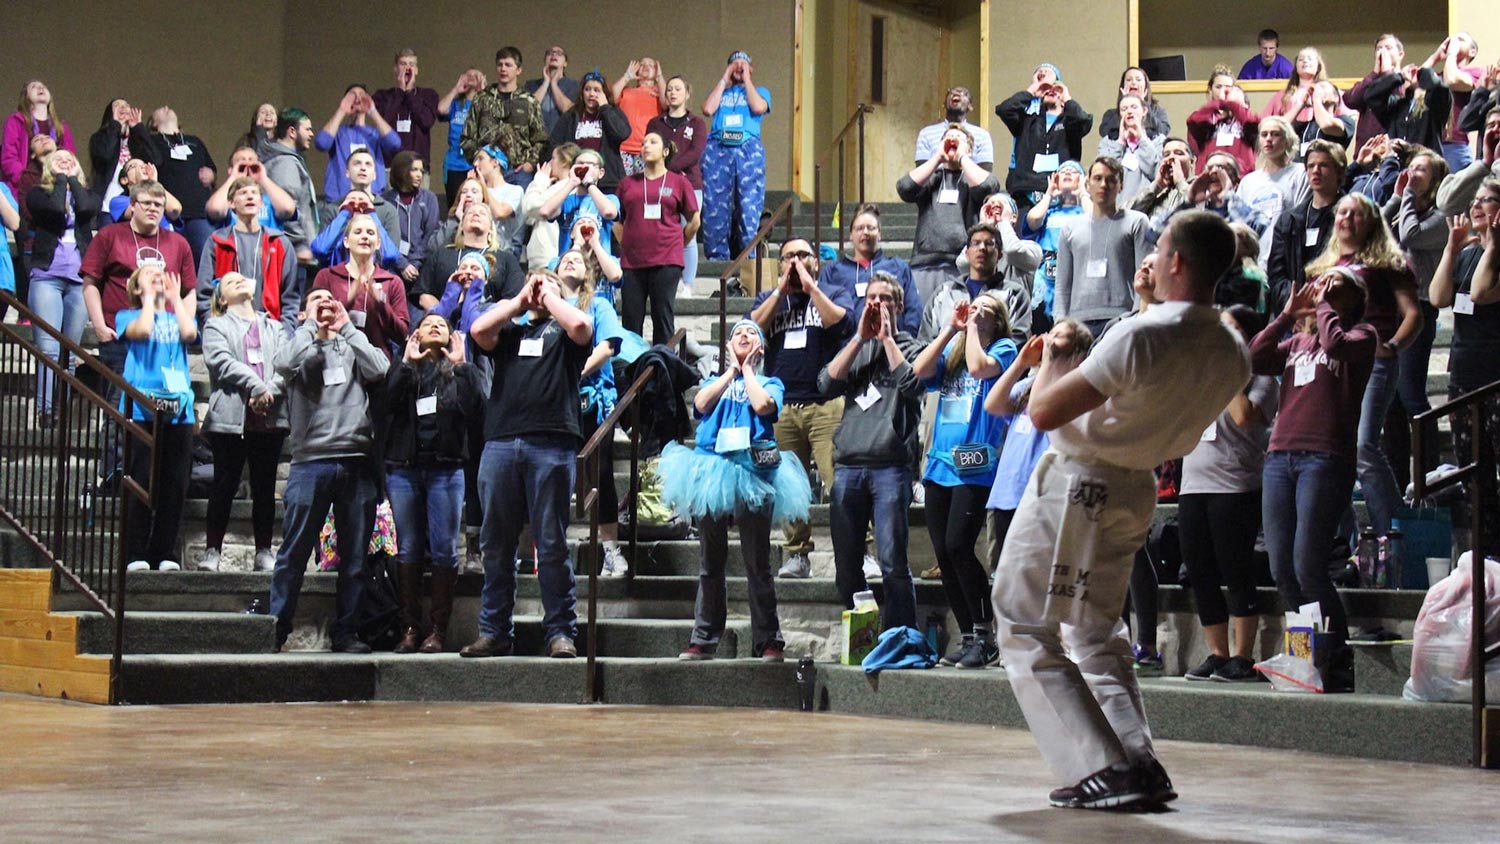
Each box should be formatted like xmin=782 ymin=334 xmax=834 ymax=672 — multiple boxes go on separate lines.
xmin=211 ymin=229 xmax=289 ymax=320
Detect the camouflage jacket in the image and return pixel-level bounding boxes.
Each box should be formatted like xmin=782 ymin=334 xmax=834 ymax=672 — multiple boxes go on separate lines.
xmin=458 ymin=86 xmax=548 ymax=167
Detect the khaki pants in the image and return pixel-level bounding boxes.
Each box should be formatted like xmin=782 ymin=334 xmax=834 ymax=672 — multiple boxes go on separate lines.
xmin=992 ymin=451 xmax=1159 ymax=785
xmin=775 ymin=398 xmax=843 ymax=553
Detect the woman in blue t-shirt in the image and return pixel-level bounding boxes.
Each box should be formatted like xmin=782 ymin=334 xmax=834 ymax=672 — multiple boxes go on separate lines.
xmin=660 ymin=319 xmax=811 ymax=662
xmin=117 ymin=264 xmax=198 ymax=572
xmin=556 ymin=248 xmax=632 ymax=577
xmin=912 ymin=291 xmax=1018 ymax=669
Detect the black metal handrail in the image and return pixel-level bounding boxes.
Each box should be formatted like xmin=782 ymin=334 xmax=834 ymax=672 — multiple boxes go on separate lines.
xmin=0 ymin=289 xmax=163 ymax=704
xmin=715 ymin=196 xmax=797 ymax=373
xmin=574 ymin=327 xmax=687 ymax=702
xmin=813 ymin=104 xmax=872 ymax=256
xmin=1412 ymin=378 xmax=1500 ymax=769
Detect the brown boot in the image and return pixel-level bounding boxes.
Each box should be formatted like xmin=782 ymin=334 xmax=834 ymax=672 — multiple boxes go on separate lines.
xmin=420 ymin=566 xmax=457 ymax=654
xmin=394 ymin=563 xmax=425 ymax=654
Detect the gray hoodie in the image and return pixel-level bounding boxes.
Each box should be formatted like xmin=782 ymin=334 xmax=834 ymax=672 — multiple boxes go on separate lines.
xmin=274 ymin=320 xmax=390 ymax=463
xmin=817 ymin=332 xmax=926 ymax=467
xmin=202 ymin=310 xmax=289 ymax=435
xmin=262 ymin=140 xmax=319 ymax=255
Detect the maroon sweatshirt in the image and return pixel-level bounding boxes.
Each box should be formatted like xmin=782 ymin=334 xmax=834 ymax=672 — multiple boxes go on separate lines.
xmin=645 ymin=112 xmax=707 ymax=191
xmin=1186 ymin=99 xmax=1259 ymax=176
xmin=1250 ymin=303 xmax=1377 ymax=462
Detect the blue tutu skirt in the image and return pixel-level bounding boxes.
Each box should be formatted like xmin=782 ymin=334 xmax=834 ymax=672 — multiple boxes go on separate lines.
xmin=657 ymin=442 xmax=812 ymax=527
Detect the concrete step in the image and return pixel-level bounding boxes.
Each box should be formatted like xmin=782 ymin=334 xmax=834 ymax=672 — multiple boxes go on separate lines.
xmin=813 ymin=663 xmax=1471 ymax=767
xmin=68 ymin=610 xmax=277 ymax=655
xmin=118 ymin=653 xmax=799 ymax=709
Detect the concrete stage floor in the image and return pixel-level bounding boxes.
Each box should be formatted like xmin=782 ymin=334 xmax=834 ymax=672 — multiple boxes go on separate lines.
xmin=1 ymin=694 xmax=1495 ymax=843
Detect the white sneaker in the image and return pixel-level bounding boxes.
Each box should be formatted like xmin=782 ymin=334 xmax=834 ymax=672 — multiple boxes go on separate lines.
xmin=911 ymin=482 xmax=926 ymax=505
xmin=198 ymin=548 xmax=221 ymax=572
xmin=777 ymin=552 xmax=811 ymax=578
xmin=254 ymin=549 xmax=276 ymax=572
xmin=158 ymin=560 xmax=181 ymax=572
xmin=862 ymin=555 xmax=882 ymax=579
xmin=126 ymin=560 xmax=150 ymax=572
xmin=463 ymin=546 xmax=483 ymax=575
xmin=600 ymin=544 xmax=629 ymax=577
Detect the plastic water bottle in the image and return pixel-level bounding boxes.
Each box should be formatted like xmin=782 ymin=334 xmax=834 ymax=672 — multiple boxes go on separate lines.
xmin=1375 ymin=535 xmax=1390 ymax=589
xmin=795 ymin=655 xmax=816 ymax=712
xmin=1384 ymin=529 xmax=1404 ymax=589
xmin=1356 ymin=527 xmax=1380 ymax=587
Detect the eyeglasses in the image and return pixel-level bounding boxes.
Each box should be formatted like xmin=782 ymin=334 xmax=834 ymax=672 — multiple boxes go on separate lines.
xmin=1472 ymin=196 xmax=1500 ymax=207
xmin=780 ymin=251 xmax=814 ymax=261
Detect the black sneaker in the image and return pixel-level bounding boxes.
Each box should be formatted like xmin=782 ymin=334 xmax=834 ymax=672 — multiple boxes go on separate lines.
xmin=940 ymin=634 xmax=974 ymax=667
xmin=1048 ymin=764 xmax=1147 ymax=809
xmin=1210 ymin=655 xmax=1265 ymax=683
xmin=958 ymin=632 xmax=999 ymax=670
xmin=332 ymin=638 xmax=373 ymax=655
xmin=1137 ymin=757 xmax=1177 ymax=804
xmin=1185 ymin=654 xmax=1230 ymax=681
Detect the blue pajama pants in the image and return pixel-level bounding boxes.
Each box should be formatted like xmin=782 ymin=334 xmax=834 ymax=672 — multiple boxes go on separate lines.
xmin=702 ymin=136 xmax=766 ymax=260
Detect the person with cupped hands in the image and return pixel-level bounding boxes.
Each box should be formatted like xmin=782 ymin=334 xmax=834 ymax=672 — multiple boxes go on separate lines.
xmin=660 ymin=319 xmax=812 ymax=663
xmin=119 ymin=264 xmax=198 ymax=574
xmin=461 ymin=271 xmax=594 ymax=660
xmin=911 ymin=293 xmax=1018 ymax=669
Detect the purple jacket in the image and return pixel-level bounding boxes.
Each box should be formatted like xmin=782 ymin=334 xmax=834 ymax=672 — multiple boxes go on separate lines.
xmin=1239 ymin=54 xmax=1294 ymax=81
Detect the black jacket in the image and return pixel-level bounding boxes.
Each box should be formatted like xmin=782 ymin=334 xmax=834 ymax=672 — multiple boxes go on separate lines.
xmin=1266 ymin=195 xmax=1339 ymax=314
xmin=87 ymin=122 xmax=147 ymax=200
xmin=621 ymin=345 xmax=698 ymax=458
xmin=411 ymin=243 xmax=525 ymax=308
xmin=995 ymin=90 xmax=1094 ymax=198
xmin=383 ymin=359 xmax=487 ymax=466
xmin=549 ymin=106 xmax=631 ymax=194
xmin=25 ymin=177 xmax=101 ymax=272
xmin=1368 ymin=68 xmax=1452 ymax=154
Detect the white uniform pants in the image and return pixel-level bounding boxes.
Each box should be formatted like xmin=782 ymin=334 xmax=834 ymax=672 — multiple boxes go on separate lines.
xmin=991 ymin=450 xmax=1159 ymax=784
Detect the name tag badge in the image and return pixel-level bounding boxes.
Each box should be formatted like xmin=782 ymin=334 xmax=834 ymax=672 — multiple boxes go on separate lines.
xmin=724 ymin=113 xmax=744 ymax=129
xmin=855 ymin=282 xmax=868 ymax=297
xmin=1293 ymin=360 xmax=1316 ymax=387
xmin=643 ymin=203 xmax=662 ymax=220
xmin=783 ymin=328 xmax=808 ymax=350
xmin=323 ymin=366 xmax=348 ymax=386
xmin=1033 ymin=152 xmax=1060 ymax=173
xmin=162 ymin=368 xmax=189 ymax=394
xmin=396 ymin=118 xmax=412 ymax=133
xmin=350 ymin=142 xmax=368 ymax=154
xmin=937 ymin=188 xmax=960 ymax=205
xmin=1304 ymin=227 xmax=1320 ymax=248
xmin=1086 ymin=259 xmax=1108 ymax=278
xmin=715 ymin=425 xmax=751 ymax=453
xmin=854 ymin=382 xmax=882 ymax=411
xmin=1300 ymin=140 xmax=1313 ymax=157
xmin=350 ymin=310 xmax=367 ymax=328
xmin=170 ymin=144 xmax=191 ymax=160
xmin=1215 ymin=124 xmax=1238 ymax=147
xmin=939 ymin=395 xmax=971 ymax=424
xmin=416 ymin=395 xmax=438 ymax=416
xmin=1454 ymin=293 xmax=1476 ymax=316
xmin=399 ymin=239 xmax=411 ymax=256
xmin=1201 ymin=421 xmax=1218 ymax=442
xmin=246 ymin=346 xmax=264 ymax=365
xmin=519 ymin=336 xmax=545 ymax=357
xmin=1121 ymin=150 xmax=1140 ymax=171
xmin=1011 ymin=415 xmax=1033 ymax=435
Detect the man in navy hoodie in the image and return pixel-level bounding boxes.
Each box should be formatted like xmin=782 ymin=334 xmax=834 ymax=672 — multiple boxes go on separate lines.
xmin=818 ymin=203 xmax=922 ymax=335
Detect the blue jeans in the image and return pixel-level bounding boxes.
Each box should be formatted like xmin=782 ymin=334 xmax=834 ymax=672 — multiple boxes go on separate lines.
xmin=682 ymin=188 xmax=702 ymax=287
xmin=269 ymin=459 xmax=380 ymax=647
xmin=830 ymin=464 xmax=916 ymax=630
xmin=476 ymin=435 xmax=577 ymax=643
xmin=1357 ymin=355 xmax=1401 ymax=536
xmin=28 ymin=275 xmax=87 ymax=415
xmin=1263 ymin=451 xmax=1353 ymax=639
xmin=1441 ymin=140 xmax=1474 ymax=175
xmin=387 ymin=465 xmax=465 ymax=568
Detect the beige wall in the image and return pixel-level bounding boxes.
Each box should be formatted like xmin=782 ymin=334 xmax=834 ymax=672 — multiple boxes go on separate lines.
xmin=1 ymin=0 xmax=286 ymax=176
xmin=281 ymin=0 xmax=796 ymax=188
xmin=982 ymin=0 xmax=1130 ymax=171
xmin=1140 ymin=0 xmax=1447 ymax=82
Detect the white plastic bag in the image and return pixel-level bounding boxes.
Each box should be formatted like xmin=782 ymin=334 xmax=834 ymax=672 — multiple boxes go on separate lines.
xmin=1255 ymin=653 xmax=1323 ymax=693
xmin=1403 ymin=552 xmax=1500 ymax=703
